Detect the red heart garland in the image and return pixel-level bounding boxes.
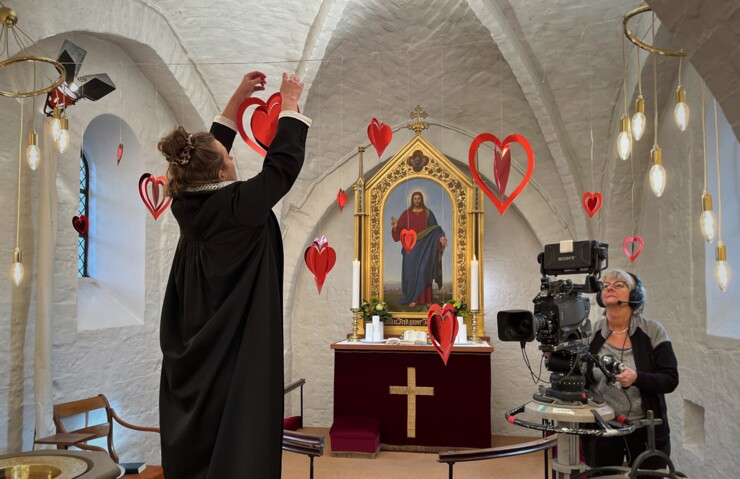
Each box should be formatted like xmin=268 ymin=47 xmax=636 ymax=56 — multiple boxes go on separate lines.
xmin=138 ymin=173 xmax=172 ymax=221
xmin=304 ymin=239 xmax=337 ymax=294
xmin=400 ymin=228 xmax=417 ymax=253
xmin=494 ymin=145 xmax=512 ymax=196
xmin=469 ymin=133 xmax=535 ymax=215
xmin=582 ymin=192 xmax=603 ymax=218
xmin=623 ymin=236 xmax=644 ymax=263
xmin=237 ymin=93 xmax=296 ymax=157
xmin=337 ymin=189 xmax=348 ymax=211
xmin=367 ymin=118 xmax=392 ymax=158
xmin=72 ymin=215 xmax=88 ymax=237
xmin=427 ymin=304 xmax=459 ymax=365
xmin=116 ymin=143 xmax=124 ymax=165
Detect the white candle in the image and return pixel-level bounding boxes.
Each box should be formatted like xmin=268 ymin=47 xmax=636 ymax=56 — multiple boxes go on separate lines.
xmin=351 ymin=259 xmax=361 ymax=308
xmin=470 ymin=258 xmax=479 ymax=311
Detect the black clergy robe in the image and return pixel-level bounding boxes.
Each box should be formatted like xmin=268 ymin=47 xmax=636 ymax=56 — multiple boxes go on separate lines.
xmin=159 ymin=114 xmax=308 ymax=479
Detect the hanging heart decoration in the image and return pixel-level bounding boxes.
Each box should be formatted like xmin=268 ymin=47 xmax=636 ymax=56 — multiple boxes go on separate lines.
xmin=72 ymin=215 xmax=89 ymax=237
xmin=400 ymin=228 xmax=417 ymax=253
xmin=494 ymin=145 xmax=512 ymax=196
xmin=622 ymin=235 xmax=644 ymax=263
xmin=336 ymin=189 xmax=348 ymax=211
xmin=304 ymin=235 xmax=337 ymax=294
xmin=116 ymin=143 xmax=124 ymax=165
xmin=236 ymin=92 xmax=296 ymax=157
xmin=427 ymin=304 xmax=459 ymax=366
xmin=582 ymin=192 xmax=603 ymax=218
xmin=138 ymin=173 xmax=172 ymax=221
xmin=469 ymin=133 xmax=535 ymax=215
xmin=367 ymin=118 xmax=392 ymax=158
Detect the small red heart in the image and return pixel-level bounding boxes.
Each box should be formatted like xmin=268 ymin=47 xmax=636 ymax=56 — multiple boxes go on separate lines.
xmin=367 ymin=118 xmax=392 ymax=158
xmin=304 ymin=239 xmax=337 ymax=294
xmin=427 ymin=304 xmax=459 ymax=365
xmin=337 ymin=189 xmax=348 ymax=212
xmin=72 ymin=215 xmax=88 ymax=237
xmin=582 ymin=192 xmax=603 ymax=218
xmin=494 ymin=146 xmax=512 ymax=196
xmin=116 ymin=143 xmax=124 ymax=165
xmin=237 ymin=93 xmax=299 ymax=157
xmin=138 ymin=173 xmax=172 ymax=221
xmin=400 ymin=229 xmax=417 ymax=253
xmin=469 ymin=133 xmax=535 ymax=215
xmin=623 ymin=235 xmax=644 ymax=263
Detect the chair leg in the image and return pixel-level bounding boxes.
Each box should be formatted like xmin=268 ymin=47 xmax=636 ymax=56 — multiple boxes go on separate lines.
xmin=310 ymin=456 xmax=314 ymax=479
xmin=448 ymin=462 xmax=455 ymax=479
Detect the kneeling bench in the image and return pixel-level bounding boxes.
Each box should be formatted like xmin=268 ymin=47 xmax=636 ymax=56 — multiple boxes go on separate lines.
xmin=329 ymin=416 xmax=380 ymax=458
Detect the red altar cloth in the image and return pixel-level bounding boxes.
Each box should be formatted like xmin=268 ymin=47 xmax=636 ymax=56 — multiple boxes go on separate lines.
xmin=331 ymin=341 xmax=492 ymax=449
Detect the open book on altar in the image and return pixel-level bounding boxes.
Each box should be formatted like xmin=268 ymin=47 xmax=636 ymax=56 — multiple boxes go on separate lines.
xmin=398 ymin=330 xmax=428 ymax=345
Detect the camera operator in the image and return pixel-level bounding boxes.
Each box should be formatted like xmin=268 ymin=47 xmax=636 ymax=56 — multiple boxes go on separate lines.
xmin=583 ymin=269 xmax=679 ymax=470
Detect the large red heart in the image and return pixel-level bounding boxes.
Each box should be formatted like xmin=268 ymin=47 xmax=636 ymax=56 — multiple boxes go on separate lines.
xmin=400 ymin=228 xmax=417 ymax=253
xmin=494 ymin=145 xmax=512 ymax=196
xmin=623 ymin=235 xmax=644 ymax=263
xmin=236 ymin=92 xmax=288 ymax=157
xmin=582 ymin=192 xmax=603 ymax=218
xmin=138 ymin=173 xmax=172 ymax=221
xmin=367 ymin=118 xmax=392 ymax=158
xmin=304 ymin=240 xmax=337 ymax=294
xmin=427 ymin=304 xmax=459 ymax=365
xmin=72 ymin=215 xmax=88 ymax=237
xmin=337 ymin=189 xmax=348 ymax=212
xmin=469 ymin=133 xmax=535 ymax=215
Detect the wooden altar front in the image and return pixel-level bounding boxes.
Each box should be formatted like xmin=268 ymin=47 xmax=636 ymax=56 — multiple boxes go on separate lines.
xmin=331 ymin=341 xmax=493 ymax=449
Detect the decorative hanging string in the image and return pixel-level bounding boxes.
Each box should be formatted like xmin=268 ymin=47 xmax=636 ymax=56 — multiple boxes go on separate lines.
xmin=713 ymin=99 xmax=723 ymax=241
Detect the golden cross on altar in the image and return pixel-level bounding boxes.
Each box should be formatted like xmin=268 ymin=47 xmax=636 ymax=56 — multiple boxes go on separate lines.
xmin=389 ymin=367 xmax=434 ymax=438
xmin=407 ymin=106 xmax=429 ymax=135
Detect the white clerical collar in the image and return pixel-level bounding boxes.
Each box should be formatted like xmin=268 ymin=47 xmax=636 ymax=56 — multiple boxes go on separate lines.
xmin=186 ymin=180 xmax=236 ymax=192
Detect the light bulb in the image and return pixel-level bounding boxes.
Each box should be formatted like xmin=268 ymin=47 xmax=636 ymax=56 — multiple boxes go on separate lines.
xmin=26 ymin=131 xmax=40 ymax=170
xmin=57 ymin=117 xmax=70 ymax=153
xmin=617 ymin=115 xmax=632 ymax=160
xmin=649 ymin=145 xmax=666 ymax=197
xmin=674 ymin=86 xmax=689 ymax=132
xmin=10 ymin=247 xmax=23 ymax=287
xmin=51 ymin=106 xmax=62 ymax=141
xmin=632 ymin=95 xmax=646 ymax=141
xmin=714 ymin=242 xmax=731 ymax=291
xmin=699 ymin=192 xmax=716 ymax=243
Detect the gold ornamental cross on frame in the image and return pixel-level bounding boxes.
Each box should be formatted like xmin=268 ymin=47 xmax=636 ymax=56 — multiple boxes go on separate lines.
xmin=389 ymin=367 xmax=434 ymax=438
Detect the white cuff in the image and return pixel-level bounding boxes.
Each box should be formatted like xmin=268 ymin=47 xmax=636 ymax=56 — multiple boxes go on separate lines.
xmin=213 ymin=114 xmax=237 ymax=131
xmin=279 ymin=110 xmax=312 ymax=127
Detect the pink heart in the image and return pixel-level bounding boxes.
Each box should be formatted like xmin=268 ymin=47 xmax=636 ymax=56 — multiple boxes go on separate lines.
xmin=494 ymin=145 xmax=512 ymax=196
xmin=116 ymin=143 xmax=124 ymax=165
xmin=304 ymin=240 xmax=336 ymax=294
xmin=367 ymin=118 xmax=392 ymax=158
xmin=623 ymin=236 xmax=644 ymax=263
xmin=427 ymin=304 xmax=459 ymax=366
xmin=582 ymin=192 xmax=603 ymax=218
xmin=138 ymin=173 xmax=172 ymax=221
xmin=469 ymin=133 xmax=535 ymax=215
xmin=337 ymin=189 xmax=348 ymax=212
xmin=400 ymin=228 xmax=417 ymax=253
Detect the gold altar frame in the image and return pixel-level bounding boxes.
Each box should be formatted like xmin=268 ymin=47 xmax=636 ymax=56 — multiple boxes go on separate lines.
xmin=358 ymin=132 xmax=484 ymax=338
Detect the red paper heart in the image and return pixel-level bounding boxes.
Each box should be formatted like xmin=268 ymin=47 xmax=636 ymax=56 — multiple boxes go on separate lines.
xmin=367 ymin=118 xmax=392 ymax=158
xmin=304 ymin=240 xmax=337 ymax=294
xmin=337 ymin=189 xmax=348 ymax=211
xmin=427 ymin=304 xmax=459 ymax=365
xmin=400 ymin=228 xmax=417 ymax=253
xmin=237 ymin=93 xmax=294 ymax=157
xmin=116 ymin=143 xmax=124 ymax=165
xmin=138 ymin=173 xmax=172 ymax=221
xmin=582 ymin=192 xmax=603 ymax=218
xmin=494 ymin=145 xmax=512 ymax=196
xmin=72 ymin=215 xmax=88 ymax=237
xmin=623 ymin=235 xmax=644 ymax=263
xmin=469 ymin=133 xmax=535 ymax=215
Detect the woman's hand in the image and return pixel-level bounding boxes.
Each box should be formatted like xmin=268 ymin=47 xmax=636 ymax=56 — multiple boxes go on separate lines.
xmin=280 ymin=73 xmax=304 ymax=112
xmin=237 ymin=71 xmax=266 ymax=100
xmin=615 ymin=366 xmax=638 ymax=388
xmin=439 ymin=237 xmax=448 ymax=249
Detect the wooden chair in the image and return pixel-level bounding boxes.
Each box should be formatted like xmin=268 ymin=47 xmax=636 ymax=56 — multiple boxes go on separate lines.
xmin=283 ymin=430 xmax=324 ymax=479
xmin=35 ymin=394 xmax=163 ymax=478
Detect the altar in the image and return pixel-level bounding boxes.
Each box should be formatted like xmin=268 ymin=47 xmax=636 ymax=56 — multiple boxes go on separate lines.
xmin=331 ymin=340 xmax=493 ymax=450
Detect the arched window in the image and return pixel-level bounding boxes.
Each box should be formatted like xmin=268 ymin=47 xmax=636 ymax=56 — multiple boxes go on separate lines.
xmin=78 ymin=153 xmax=90 ymax=277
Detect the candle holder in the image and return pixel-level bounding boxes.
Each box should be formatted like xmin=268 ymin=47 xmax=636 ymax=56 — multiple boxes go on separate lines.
xmin=349 ymin=308 xmax=361 ymax=342
xmin=469 ymin=309 xmax=482 ymax=343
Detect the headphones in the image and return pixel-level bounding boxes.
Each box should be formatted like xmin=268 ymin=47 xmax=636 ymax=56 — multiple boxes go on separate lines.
xmin=596 ymin=272 xmax=645 ymax=309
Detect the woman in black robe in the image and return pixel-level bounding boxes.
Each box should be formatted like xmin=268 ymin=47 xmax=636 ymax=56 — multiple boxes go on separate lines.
xmin=157 ymin=72 xmax=310 ymax=478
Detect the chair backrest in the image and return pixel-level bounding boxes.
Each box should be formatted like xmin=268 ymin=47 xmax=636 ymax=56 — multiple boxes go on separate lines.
xmin=53 ymin=394 xmax=119 ymax=463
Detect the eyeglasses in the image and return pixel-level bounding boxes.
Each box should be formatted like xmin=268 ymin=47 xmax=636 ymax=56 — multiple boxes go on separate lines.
xmin=602 ymin=280 xmax=629 ymax=290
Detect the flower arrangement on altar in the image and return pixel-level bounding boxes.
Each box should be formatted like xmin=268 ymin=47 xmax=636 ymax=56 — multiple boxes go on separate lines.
xmin=360 ymin=297 xmax=392 ymax=322
xmin=445 ymin=299 xmax=469 ymax=316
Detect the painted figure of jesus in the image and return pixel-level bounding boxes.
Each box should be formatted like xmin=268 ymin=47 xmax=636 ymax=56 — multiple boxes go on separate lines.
xmin=390 ymin=191 xmax=448 ymax=308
